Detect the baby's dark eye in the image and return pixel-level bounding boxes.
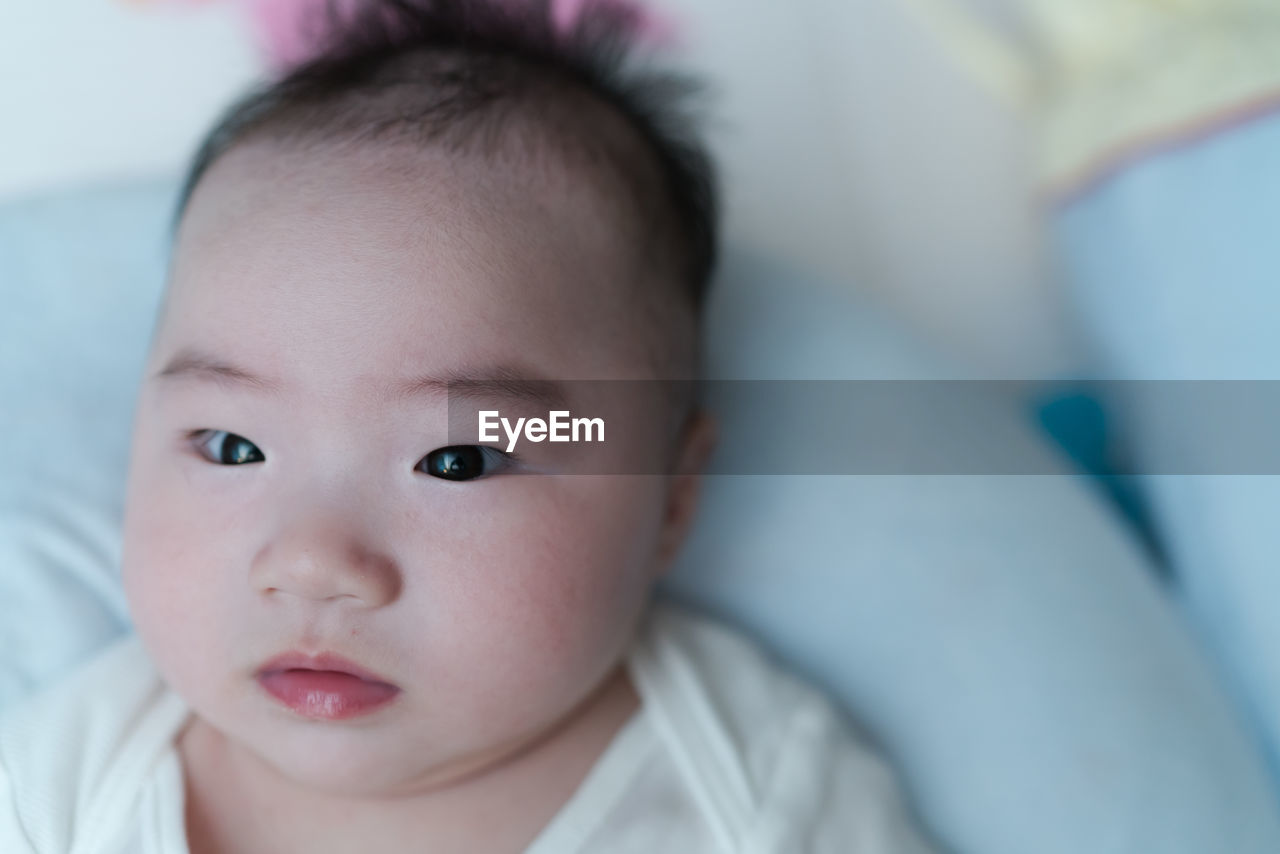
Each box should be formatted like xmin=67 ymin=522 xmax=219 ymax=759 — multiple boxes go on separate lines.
xmin=192 ymin=430 xmax=264 ymax=465
xmin=420 ymin=445 xmax=513 ymax=481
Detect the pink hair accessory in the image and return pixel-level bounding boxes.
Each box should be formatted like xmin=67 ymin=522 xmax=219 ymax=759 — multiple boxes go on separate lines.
xmin=120 ymin=0 xmax=678 ymax=71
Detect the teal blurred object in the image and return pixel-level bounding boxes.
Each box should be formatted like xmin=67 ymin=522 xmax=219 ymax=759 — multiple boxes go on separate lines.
xmin=1032 ymin=386 xmax=1164 ymax=572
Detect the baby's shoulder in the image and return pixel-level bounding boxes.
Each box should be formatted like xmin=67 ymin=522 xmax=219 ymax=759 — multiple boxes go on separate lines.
xmin=628 ymin=600 xmax=937 ymax=853
xmin=631 ymin=600 xmax=863 ymax=775
xmin=0 ymin=634 xmax=188 ymax=853
xmin=631 ymin=600 xmax=816 ymax=745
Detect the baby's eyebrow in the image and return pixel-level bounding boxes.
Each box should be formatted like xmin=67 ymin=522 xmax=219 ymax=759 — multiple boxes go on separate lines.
xmin=153 ymin=347 xmax=569 ymax=410
xmin=154 ymin=349 xmax=280 ymax=394
xmin=398 ymin=369 xmax=570 ymax=411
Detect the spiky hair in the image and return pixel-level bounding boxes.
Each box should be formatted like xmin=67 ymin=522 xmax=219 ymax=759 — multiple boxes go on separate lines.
xmin=173 ymin=0 xmax=718 ymax=312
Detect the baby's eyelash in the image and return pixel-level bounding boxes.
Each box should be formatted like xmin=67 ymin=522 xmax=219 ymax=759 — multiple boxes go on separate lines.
xmin=420 ymin=444 xmax=519 ymax=481
xmin=189 ymin=429 xmax=264 ymax=466
xmin=181 ymin=430 xmax=523 ymax=480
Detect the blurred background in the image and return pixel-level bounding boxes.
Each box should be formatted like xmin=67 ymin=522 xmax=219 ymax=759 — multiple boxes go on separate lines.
xmin=9 ymin=2 xmax=1280 ymax=853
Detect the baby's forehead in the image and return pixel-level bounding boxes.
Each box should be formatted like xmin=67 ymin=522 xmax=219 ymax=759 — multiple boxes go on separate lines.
xmin=161 ymin=139 xmax=688 ymax=380
xmin=179 ymin=138 xmax=650 ymax=272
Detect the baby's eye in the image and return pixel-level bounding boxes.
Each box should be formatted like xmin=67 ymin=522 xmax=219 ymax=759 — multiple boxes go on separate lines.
xmin=192 ymin=430 xmax=264 ymax=465
xmin=419 ymin=445 xmax=514 ymax=481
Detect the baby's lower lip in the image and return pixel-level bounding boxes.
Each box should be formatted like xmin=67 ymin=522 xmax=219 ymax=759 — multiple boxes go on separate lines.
xmin=258 ymin=669 xmax=401 ymax=720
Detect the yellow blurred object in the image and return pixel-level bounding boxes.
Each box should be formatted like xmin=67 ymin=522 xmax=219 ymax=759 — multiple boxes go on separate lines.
xmin=900 ymin=0 xmax=1280 ymax=195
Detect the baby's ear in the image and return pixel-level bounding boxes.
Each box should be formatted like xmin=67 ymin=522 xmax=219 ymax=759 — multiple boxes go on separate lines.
xmin=654 ymin=408 xmax=718 ymax=573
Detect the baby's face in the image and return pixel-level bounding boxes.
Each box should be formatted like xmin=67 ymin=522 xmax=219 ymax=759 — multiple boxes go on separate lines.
xmin=121 ymin=141 xmax=705 ymax=796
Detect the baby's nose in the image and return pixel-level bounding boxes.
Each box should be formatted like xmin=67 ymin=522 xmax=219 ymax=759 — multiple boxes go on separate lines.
xmin=249 ymin=508 xmax=402 ymax=608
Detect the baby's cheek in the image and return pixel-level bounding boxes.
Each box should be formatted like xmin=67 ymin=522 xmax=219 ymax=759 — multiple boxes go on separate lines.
xmin=426 ymin=482 xmax=652 ymax=699
xmin=122 ymin=494 xmax=180 ymax=623
xmin=495 ymin=484 xmax=656 ymax=653
xmin=121 ymin=466 xmax=230 ymax=689
xmin=125 ymin=491 xmax=200 ymax=607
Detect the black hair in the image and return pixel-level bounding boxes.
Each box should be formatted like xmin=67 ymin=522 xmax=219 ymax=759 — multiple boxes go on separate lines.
xmin=172 ymin=0 xmax=718 ymax=314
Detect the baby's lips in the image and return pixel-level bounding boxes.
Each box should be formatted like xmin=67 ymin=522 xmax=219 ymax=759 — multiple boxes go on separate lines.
xmin=256 ymin=649 xmax=399 ymax=687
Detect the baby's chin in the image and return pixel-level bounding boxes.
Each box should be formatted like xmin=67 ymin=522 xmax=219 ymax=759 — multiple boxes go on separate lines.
xmin=202 ymin=699 xmax=551 ymax=802
xmin=212 ymin=713 xmax=457 ymax=798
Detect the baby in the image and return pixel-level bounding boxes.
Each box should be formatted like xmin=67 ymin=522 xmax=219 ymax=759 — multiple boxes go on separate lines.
xmin=0 ymin=1 xmax=938 ymax=851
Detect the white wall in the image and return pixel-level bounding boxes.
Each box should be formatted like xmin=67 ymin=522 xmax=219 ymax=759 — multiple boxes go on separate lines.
xmin=0 ymin=1 xmax=259 ymax=199
xmin=658 ymin=0 xmax=1071 ymax=376
xmin=0 ymin=0 xmax=1073 ymax=376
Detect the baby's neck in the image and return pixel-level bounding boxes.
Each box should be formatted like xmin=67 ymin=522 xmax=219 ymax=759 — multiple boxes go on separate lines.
xmin=179 ymin=664 xmax=640 ymax=854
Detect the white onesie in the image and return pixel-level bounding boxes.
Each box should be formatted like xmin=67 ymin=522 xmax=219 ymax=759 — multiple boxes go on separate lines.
xmin=0 ymin=598 xmax=938 ymax=853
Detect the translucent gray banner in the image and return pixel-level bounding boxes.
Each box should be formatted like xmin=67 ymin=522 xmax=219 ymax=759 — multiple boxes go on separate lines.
xmin=445 ymin=380 xmax=1280 ymax=475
